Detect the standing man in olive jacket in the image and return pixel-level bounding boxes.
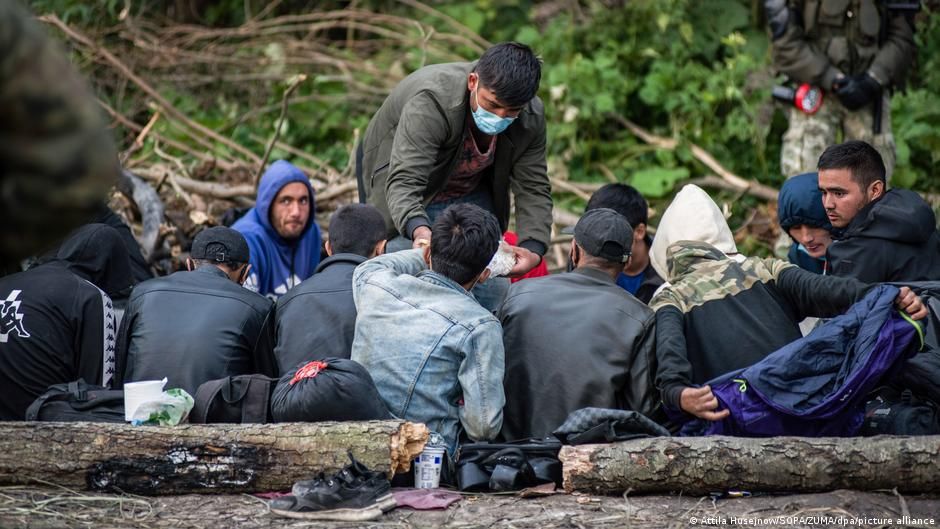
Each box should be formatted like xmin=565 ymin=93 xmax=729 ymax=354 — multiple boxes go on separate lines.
xmin=356 ymin=42 xmax=551 ymax=310
xmin=767 ymin=0 xmax=916 ymax=180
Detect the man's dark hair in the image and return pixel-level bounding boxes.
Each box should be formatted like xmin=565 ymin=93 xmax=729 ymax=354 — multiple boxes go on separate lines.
xmin=328 ymin=204 xmax=386 ymax=257
xmin=817 ymin=140 xmax=886 ymax=189
xmin=474 ymin=42 xmax=541 ymax=108
xmin=585 ymin=183 xmax=648 ymax=230
xmin=430 ymin=203 xmax=501 ymax=285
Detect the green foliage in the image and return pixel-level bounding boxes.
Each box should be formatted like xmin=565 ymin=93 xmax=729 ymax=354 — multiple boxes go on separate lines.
xmin=34 ymin=0 xmax=940 ymax=212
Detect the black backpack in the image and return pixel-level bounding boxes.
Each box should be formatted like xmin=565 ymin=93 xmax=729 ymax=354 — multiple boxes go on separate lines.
xmin=860 ymin=386 xmax=940 ymax=435
xmin=25 ymin=379 xmax=125 ymax=422
xmin=190 ymin=374 xmax=279 ymax=424
xmin=455 ymin=438 xmax=563 ymax=492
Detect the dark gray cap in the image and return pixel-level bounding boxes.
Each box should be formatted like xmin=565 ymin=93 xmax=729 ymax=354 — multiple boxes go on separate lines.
xmin=191 ymin=226 xmax=250 ymax=263
xmin=574 ymin=208 xmax=633 ymax=263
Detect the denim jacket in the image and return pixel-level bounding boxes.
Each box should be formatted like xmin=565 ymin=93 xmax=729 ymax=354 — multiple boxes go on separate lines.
xmin=351 ymin=249 xmax=505 ymax=454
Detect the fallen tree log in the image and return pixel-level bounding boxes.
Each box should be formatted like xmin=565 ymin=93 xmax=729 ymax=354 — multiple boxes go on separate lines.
xmin=0 ymin=421 xmax=427 ymax=496
xmin=561 ymin=435 xmax=940 ymax=495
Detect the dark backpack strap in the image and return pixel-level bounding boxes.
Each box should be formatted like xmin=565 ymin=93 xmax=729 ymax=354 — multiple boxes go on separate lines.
xmin=192 ymin=378 xmax=230 ymax=424
xmin=240 ymin=377 xmax=272 ymax=423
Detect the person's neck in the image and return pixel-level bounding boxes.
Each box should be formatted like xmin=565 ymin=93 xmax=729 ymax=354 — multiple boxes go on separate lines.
xmin=623 ymin=248 xmax=649 ymax=276
xmin=576 ymin=263 xmax=620 ymax=282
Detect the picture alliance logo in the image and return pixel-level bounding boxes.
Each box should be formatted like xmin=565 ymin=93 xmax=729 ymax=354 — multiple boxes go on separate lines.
xmin=0 ymin=290 xmax=30 ymax=343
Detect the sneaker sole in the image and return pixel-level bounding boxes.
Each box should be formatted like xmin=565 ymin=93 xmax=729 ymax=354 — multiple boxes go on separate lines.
xmin=270 ymin=494 xmax=397 ymax=521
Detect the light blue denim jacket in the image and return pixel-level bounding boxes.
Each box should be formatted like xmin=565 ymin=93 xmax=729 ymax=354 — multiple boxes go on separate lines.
xmin=351 ymin=249 xmax=505 ymax=454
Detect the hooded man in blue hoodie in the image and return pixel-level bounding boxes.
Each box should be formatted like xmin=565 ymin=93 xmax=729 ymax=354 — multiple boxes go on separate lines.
xmin=777 ymin=172 xmax=833 ymax=275
xmin=233 ymin=160 xmax=322 ymax=300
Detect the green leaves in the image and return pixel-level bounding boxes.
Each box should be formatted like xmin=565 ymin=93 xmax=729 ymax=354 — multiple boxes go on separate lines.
xmin=630 ymin=167 xmax=690 ymax=198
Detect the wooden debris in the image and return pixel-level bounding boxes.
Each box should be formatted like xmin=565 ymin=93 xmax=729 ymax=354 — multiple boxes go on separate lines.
xmin=561 ymin=435 xmax=940 ymax=495
xmin=0 ymin=421 xmax=427 ymax=496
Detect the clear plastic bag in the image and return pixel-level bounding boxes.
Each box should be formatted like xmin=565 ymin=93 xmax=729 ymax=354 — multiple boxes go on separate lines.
xmin=131 ymin=388 xmax=195 ymax=426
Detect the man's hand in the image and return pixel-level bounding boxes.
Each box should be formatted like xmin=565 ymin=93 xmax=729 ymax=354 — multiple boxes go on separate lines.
xmin=679 ymin=386 xmax=730 ymax=421
xmin=895 ymin=286 xmax=928 ymax=320
xmin=507 ymin=246 xmax=541 ymax=278
xmin=411 ymin=226 xmax=432 ymax=249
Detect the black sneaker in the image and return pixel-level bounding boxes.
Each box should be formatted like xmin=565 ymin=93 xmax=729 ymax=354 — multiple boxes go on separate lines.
xmin=269 ymin=452 xmax=395 ymax=521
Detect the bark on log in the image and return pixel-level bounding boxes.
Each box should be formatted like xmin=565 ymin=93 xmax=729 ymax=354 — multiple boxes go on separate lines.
xmin=0 ymin=421 xmax=427 ymax=496
xmin=561 ymin=436 xmax=940 ymax=495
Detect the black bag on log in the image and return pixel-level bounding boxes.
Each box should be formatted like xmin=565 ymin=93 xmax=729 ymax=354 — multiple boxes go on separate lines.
xmin=191 ymin=374 xmax=278 ymax=423
xmin=455 ymin=438 xmax=562 ymax=492
xmin=860 ymin=387 xmax=940 ymax=435
xmin=270 ymin=359 xmax=391 ymax=422
xmin=25 ymin=379 xmax=125 ymax=422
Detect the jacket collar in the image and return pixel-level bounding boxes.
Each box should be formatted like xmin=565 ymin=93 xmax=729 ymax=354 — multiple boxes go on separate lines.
xmin=315 ymin=253 xmax=367 ymax=273
xmin=194 ymin=265 xmax=232 ymax=281
xmin=572 ymin=266 xmax=617 ymax=284
xmin=418 ymin=270 xmax=475 ymax=298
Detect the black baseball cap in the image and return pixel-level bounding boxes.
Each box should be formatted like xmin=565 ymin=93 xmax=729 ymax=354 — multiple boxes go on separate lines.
xmin=191 ymin=226 xmax=250 ymax=263
xmin=573 ymin=208 xmax=633 ymax=263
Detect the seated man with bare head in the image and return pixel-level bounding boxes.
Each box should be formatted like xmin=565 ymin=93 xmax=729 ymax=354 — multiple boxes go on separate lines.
xmin=274 ymin=204 xmax=387 ymax=374
xmin=818 ymin=140 xmax=940 ymax=283
xmin=351 ymin=203 xmax=505 ymax=455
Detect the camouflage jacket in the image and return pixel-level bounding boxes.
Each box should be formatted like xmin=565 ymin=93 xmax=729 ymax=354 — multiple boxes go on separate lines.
xmin=0 ymin=2 xmax=118 ymax=272
xmin=650 ymin=241 xmax=871 ymax=411
xmin=768 ymin=0 xmax=915 ymax=90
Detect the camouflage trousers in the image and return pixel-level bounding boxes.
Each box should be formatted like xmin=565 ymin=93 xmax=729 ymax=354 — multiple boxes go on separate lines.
xmin=780 ymin=93 xmax=895 ymax=182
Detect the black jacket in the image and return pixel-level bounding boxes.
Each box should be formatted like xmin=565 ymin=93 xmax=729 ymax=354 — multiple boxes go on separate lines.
xmin=497 ymin=267 xmax=658 ymax=440
xmin=274 ymin=254 xmax=365 ymax=374
xmin=0 ymin=224 xmax=132 ymax=420
xmin=115 ymin=266 xmax=276 ymax=396
xmin=827 ymin=189 xmax=940 ymax=283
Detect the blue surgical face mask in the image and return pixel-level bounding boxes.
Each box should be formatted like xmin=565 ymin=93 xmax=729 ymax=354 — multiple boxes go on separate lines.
xmin=471 ymin=90 xmax=516 ymax=135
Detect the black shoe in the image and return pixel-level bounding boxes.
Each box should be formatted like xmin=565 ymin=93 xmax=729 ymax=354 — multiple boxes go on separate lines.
xmin=270 ymin=452 xmax=395 ymax=521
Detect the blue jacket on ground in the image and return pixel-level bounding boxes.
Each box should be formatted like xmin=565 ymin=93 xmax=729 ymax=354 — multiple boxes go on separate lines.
xmin=778 ymin=172 xmax=831 ymax=274
xmin=690 ymin=285 xmax=923 ymax=437
xmin=233 ymin=160 xmax=321 ymax=300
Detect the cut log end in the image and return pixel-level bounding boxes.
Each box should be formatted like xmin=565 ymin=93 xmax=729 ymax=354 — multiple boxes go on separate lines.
xmin=389 ymin=422 xmax=429 ymax=475
xmin=560 ymin=445 xmax=596 ymax=494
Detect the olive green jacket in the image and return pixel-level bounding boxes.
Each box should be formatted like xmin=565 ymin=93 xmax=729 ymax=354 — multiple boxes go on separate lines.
xmin=358 ymin=62 xmax=552 ymax=255
xmin=772 ymin=0 xmax=915 ymax=90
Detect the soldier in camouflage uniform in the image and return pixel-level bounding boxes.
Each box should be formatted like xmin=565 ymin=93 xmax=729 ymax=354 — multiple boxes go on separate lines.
xmin=0 ymin=2 xmax=119 ymax=274
xmin=766 ymin=0 xmax=916 ymax=180
xmin=650 ymin=241 xmax=924 ymax=423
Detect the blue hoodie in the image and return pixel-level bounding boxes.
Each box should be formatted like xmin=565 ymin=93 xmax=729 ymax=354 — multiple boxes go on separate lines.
xmin=233 ymin=160 xmax=322 ymax=300
xmin=778 ymin=172 xmax=831 ymax=275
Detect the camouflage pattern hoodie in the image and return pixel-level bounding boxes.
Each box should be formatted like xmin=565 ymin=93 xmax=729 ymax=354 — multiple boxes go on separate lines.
xmin=650 ymin=240 xmax=873 ymax=413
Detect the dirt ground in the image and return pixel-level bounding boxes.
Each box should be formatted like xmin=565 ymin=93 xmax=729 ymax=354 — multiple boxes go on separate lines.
xmin=0 ymin=486 xmax=937 ymax=529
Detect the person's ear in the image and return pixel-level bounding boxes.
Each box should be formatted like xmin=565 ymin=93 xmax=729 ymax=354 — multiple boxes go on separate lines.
xmin=325 ymin=240 xmax=334 ymax=257
xmin=467 ymin=72 xmax=478 ymax=93
xmin=868 ymin=180 xmax=885 ymax=201
xmin=634 ymin=223 xmax=647 ymax=242
xmin=477 ymin=268 xmax=491 ymax=285
xmin=372 ymin=239 xmax=387 ymax=257
xmin=238 ymin=263 xmax=252 ymax=285
xmin=569 ymin=240 xmax=580 ymax=268
xmin=423 ymin=245 xmax=432 ymax=267
xmin=185 ymin=258 xmax=195 ymax=272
